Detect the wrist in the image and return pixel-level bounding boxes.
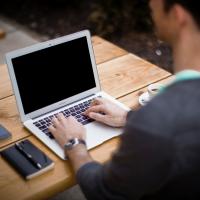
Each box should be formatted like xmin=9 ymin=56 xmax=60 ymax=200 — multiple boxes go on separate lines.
xmin=64 ymin=138 xmax=88 ymax=159
xmin=120 ymin=111 xmax=128 ymax=126
xmin=65 ymin=144 xmax=92 ymax=173
xmin=64 ymin=138 xmax=86 ymax=151
xmin=65 ymin=144 xmax=88 ymax=158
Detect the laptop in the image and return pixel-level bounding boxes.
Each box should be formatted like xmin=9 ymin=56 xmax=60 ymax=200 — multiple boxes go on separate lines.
xmin=6 ymin=30 xmax=129 ymax=160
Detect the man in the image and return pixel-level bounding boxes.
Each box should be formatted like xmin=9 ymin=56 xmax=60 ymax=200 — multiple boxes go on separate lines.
xmin=49 ymin=0 xmax=200 ymax=199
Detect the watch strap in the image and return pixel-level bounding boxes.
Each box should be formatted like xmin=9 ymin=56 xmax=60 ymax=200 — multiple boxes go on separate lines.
xmin=64 ymin=138 xmax=86 ymax=151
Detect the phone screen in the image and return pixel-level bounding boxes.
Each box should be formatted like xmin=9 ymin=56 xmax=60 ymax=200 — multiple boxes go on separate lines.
xmin=0 ymin=125 xmax=12 ymax=140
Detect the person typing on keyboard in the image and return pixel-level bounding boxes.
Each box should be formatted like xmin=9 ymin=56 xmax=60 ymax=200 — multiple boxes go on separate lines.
xmin=49 ymin=0 xmax=200 ymax=199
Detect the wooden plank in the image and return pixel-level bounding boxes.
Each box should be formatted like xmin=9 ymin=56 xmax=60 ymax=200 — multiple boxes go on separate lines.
xmin=98 ymin=53 xmax=171 ymax=99
xmin=0 ymin=64 xmax=12 ymax=100
xmin=91 ymin=35 xmax=105 ymax=45
xmin=118 ymin=76 xmax=175 ymax=110
xmin=0 ymin=136 xmax=119 ymax=200
xmin=92 ymin=36 xmax=127 ymax=64
xmin=0 ymin=96 xmax=30 ymax=148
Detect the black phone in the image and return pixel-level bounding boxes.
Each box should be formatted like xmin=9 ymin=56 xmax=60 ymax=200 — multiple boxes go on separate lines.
xmin=0 ymin=124 xmax=12 ymax=140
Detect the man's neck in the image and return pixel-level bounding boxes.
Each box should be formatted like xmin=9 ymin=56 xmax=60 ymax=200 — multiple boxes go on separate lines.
xmin=172 ymin=29 xmax=200 ymax=73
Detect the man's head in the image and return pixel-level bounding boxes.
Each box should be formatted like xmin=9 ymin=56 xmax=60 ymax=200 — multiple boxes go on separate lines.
xmin=149 ymin=0 xmax=200 ymax=44
xmin=163 ymin=0 xmax=200 ymax=28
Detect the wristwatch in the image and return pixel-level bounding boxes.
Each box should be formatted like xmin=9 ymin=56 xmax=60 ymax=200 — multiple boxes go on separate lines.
xmin=64 ymin=138 xmax=86 ymax=151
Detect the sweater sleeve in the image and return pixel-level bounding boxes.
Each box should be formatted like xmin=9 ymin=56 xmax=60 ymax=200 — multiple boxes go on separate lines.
xmin=76 ymin=111 xmax=174 ymax=200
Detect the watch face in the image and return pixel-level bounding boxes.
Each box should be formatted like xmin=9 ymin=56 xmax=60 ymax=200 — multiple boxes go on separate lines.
xmin=64 ymin=138 xmax=77 ymax=150
xmin=64 ymin=138 xmax=84 ymax=150
xmin=64 ymin=142 xmax=73 ymax=150
xmin=70 ymin=139 xmax=76 ymax=145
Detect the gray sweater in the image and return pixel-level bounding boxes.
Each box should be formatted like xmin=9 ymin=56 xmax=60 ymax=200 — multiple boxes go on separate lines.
xmin=77 ymin=80 xmax=200 ymax=200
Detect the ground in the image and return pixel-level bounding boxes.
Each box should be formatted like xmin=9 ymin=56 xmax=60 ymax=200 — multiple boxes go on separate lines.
xmin=0 ymin=0 xmax=173 ymax=72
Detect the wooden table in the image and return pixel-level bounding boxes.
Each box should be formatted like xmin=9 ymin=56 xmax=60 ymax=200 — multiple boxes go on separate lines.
xmin=0 ymin=36 xmax=173 ymax=200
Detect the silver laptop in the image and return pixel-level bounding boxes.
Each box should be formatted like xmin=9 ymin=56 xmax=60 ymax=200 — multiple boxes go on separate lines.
xmin=6 ymin=30 xmax=129 ymax=160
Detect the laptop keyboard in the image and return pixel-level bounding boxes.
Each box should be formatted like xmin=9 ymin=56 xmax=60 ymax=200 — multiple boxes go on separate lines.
xmin=33 ymin=97 xmax=98 ymax=139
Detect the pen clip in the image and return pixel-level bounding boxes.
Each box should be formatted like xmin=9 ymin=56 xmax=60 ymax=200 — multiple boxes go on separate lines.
xmin=15 ymin=142 xmax=42 ymax=169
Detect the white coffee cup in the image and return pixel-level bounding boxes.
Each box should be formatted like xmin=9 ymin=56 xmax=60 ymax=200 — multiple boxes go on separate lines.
xmin=147 ymin=83 xmax=163 ymax=98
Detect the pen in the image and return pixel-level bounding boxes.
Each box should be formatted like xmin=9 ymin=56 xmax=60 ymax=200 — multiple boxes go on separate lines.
xmin=15 ymin=142 xmax=42 ymax=169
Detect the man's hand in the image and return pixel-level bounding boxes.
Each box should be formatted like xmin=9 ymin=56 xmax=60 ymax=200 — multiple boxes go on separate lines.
xmin=85 ymin=97 xmax=128 ymax=127
xmin=49 ymin=113 xmax=92 ymax=173
xmin=49 ymin=113 xmax=86 ymax=148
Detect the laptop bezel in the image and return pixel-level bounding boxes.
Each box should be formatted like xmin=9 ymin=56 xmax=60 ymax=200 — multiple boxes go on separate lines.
xmin=6 ymin=30 xmax=101 ymax=122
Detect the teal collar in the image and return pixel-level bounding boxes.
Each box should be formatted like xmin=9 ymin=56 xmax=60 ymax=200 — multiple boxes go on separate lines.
xmin=159 ymin=70 xmax=200 ymax=93
xmin=175 ymin=70 xmax=200 ymax=82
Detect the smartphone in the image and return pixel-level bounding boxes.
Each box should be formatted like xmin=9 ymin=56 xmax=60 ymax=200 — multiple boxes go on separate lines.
xmin=0 ymin=124 xmax=12 ymax=140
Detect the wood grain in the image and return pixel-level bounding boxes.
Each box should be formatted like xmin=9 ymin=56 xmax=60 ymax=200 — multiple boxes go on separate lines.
xmin=0 ymin=96 xmax=30 ymax=148
xmin=118 ymin=76 xmax=175 ymax=110
xmin=92 ymin=36 xmax=127 ymax=64
xmin=98 ymin=53 xmax=171 ymax=98
xmin=0 ymin=64 xmax=12 ymax=100
xmin=0 ymin=136 xmax=119 ymax=200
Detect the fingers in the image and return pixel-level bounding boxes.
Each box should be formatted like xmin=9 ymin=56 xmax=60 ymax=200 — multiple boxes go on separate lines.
xmin=49 ymin=116 xmax=59 ymax=136
xmin=52 ymin=116 xmax=60 ymax=127
xmin=57 ymin=113 xmax=66 ymax=122
xmin=84 ymin=105 xmax=105 ymax=116
xmin=48 ymin=124 xmax=56 ymax=136
xmin=88 ymin=112 xmax=106 ymax=123
xmin=90 ymin=97 xmax=105 ymax=106
xmin=49 ymin=113 xmax=65 ymax=131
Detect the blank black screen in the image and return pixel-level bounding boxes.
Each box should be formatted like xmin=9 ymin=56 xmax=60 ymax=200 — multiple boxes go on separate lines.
xmin=12 ymin=37 xmax=96 ymax=114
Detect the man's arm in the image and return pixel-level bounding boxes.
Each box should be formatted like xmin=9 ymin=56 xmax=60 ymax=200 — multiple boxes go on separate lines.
xmin=48 ymin=114 xmax=92 ymax=173
xmin=74 ymin=112 xmax=174 ymax=200
xmin=49 ymin=97 xmax=128 ymax=173
xmin=65 ymin=144 xmax=92 ymax=173
xmin=49 ymin=109 xmax=173 ymax=200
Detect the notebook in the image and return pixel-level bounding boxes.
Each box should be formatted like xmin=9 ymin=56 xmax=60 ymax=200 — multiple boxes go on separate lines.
xmin=1 ymin=139 xmax=54 ymax=179
xmin=6 ymin=30 xmax=130 ymax=160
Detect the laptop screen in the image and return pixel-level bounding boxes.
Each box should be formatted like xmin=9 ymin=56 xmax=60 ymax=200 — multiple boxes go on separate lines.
xmin=12 ymin=37 xmax=96 ymax=114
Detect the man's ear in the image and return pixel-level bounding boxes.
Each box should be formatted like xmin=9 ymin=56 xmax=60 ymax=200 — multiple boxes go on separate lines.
xmin=172 ymin=4 xmax=188 ymax=28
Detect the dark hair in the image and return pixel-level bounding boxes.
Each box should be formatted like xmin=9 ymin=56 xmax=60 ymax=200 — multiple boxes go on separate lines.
xmin=164 ymin=0 xmax=200 ymax=28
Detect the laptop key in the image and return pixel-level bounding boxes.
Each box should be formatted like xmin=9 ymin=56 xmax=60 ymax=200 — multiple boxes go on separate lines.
xmin=34 ymin=122 xmax=41 ymax=127
xmin=77 ymin=119 xmax=82 ymax=122
xmin=49 ymin=133 xmax=55 ymax=139
xmin=81 ymin=116 xmax=88 ymax=120
xmin=82 ymin=118 xmax=94 ymax=125
xmin=46 ymin=118 xmax=50 ymax=122
xmin=40 ymin=121 xmax=46 ymax=125
xmin=34 ymin=97 xmax=99 ymax=137
xmin=46 ymin=132 xmax=54 ymax=139
xmin=43 ymin=128 xmax=49 ymax=133
xmin=39 ymin=125 xmax=47 ymax=130
xmin=64 ymin=110 xmax=70 ymax=115
xmin=76 ymin=115 xmax=81 ymax=119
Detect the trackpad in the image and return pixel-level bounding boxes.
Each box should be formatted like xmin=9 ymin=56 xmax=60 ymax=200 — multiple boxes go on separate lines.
xmin=85 ymin=121 xmax=122 ymax=149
